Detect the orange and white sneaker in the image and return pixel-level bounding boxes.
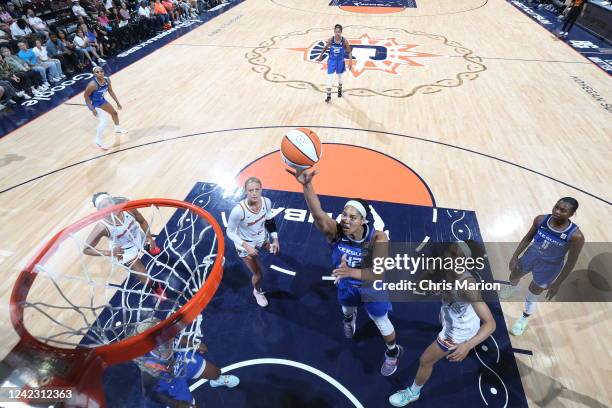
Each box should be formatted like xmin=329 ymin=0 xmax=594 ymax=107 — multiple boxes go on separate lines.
xmin=253 ymin=288 xmax=268 ymax=307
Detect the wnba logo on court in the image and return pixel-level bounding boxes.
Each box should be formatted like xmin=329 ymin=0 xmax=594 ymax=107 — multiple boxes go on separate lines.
xmin=289 ymin=33 xmax=439 ymax=78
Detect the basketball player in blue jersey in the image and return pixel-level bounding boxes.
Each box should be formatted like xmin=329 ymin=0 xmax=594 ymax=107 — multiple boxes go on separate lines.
xmin=135 ymin=319 xmax=240 ymax=408
xmin=317 ymin=24 xmax=352 ymax=103
xmin=84 ymin=66 xmax=127 ymax=150
xmin=289 ymin=168 xmax=403 ymax=376
xmin=501 ymin=197 xmax=584 ymax=336
xmin=389 ymin=241 xmax=496 ymax=406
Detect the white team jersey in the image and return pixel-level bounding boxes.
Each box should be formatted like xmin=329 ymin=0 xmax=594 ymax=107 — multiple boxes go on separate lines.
xmin=101 ymin=211 xmax=145 ymax=250
xmin=226 ymin=197 xmax=273 ymax=248
xmin=438 ymin=274 xmax=480 ymax=344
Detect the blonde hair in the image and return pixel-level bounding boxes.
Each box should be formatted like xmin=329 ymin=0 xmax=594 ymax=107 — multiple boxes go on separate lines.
xmin=243 ymin=176 xmax=262 ymax=190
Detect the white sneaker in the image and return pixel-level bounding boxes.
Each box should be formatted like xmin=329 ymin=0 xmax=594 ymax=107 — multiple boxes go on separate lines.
xmin=95 ymin=140 xmax=109 ymax=150
xmin=114 ymin=126 xmax=128 ymax=134
xmin=98 ymin=57 xmax=106 ymax=64
xmin=60 ymin=74 xmax=66 ymax=79
xmin=0 ymin=103 xmax=5 ymax=111
xmin=253 ymin=288 xmax=268 ymax=307
xmin=209 ymin=375 xmax=240 ymax=388
xmin=42 ymin=83 xmax=50 ymax=89
xmin=16 ymin=91 xmax=31 ymax=99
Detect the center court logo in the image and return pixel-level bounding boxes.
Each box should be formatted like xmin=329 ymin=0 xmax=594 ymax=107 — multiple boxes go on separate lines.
xmin=289 ymin=33 xmax=439 ymax=78
xmin=246 ymin=26 xmax=487 ymax=98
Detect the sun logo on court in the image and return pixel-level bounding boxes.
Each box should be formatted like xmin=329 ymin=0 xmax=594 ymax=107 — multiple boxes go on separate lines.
xmin=288 ymin=33 xmax=439 ymax=78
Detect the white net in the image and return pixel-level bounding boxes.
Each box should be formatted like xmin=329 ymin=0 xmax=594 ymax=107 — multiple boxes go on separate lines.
xmin=132 ymin=315 xmax=205 ymax=380
xmin=19 ymin=200 xmax=221 ymax=355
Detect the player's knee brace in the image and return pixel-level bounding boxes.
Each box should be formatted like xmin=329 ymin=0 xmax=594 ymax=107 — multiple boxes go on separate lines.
xmin=524 ymin=291 xmax=540 ymax=315
xmin=368 ymin=313 xmax=394 ymax=336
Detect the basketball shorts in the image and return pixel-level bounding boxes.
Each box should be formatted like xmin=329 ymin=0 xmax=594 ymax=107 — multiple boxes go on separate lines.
xmin=117 ymin=245 xmax=140 ymax=266
xmin=436 ymin=324 xmax=479 ymax=352
xmin=337 ymin=283 xmax=392 ymax=317
xmin=327 ymin=58 xmax=346 ymax=75
xmin=236 ymin=239 xmax=269 ymax=258
xmin=518 ymin=251 xmax=564 ymax=288
xmin=154 ymin=353 xmax=206 ymax=403
xmin=92 ymin=97 xmax=109 ymax=109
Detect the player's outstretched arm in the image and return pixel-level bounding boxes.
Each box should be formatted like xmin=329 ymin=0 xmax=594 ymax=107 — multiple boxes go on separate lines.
xmin=288 ymin=168 xmax=337 ymax=241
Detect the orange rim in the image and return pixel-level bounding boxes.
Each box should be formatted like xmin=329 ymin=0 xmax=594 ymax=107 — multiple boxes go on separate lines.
xmin=10 ymin=198 xmax=225 ymax=365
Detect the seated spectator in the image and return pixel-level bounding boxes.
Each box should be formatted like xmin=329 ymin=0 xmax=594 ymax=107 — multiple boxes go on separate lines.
xmin=6 ymin=3 xmax=22 ymax=20
xmin=15 ymin=42 xmax=51 ymax=88
xmin=152 ymin=0 xmax=171 ymax=30
xmin=32 ymin=39 xmax=65 ymax=82
xmin=104 ymin=0 xmax=114 ymax=10
xmin=10 ymin=18 xmax=33 ymax=40
xmin=108 ymin=7 xmax=121 ymax=25
xmin=80 ymin=23 xmax=106 ymax=58
xmin=1 ymin=46 xmax=47 ymax=94
xmin=138 ymin=1 xmax=161 ymax=33
xmin=46 ymin=32 xmax=82 ymax=73
xmin=0 ymin=23 xmax=12 ymax=47
xmin=72 ymin=0 xmax=90 ymax=18
xmin=176 ymin=0 xmax=195 ymax=19
xmin=0 ymin=79 xmax=18 ymax=106
xmin=98 ymin=10 xmax=113 ymax=31
xmin=0 ymin=5 xmax=15 ymax=24
xmin=58 ymin=30 xmax=87 ymax=68
xmin=161 ymin=0 xmax=179 ymax=23
xmin=73 ymin=28 xmax=106 ymax=65
xmin=25 ymin=9 xmax=49 ymax=39
xmin=119 ymin=2 xmax=131 ymax=20
xmin=0 ymin=54 xmax=34 ymax=98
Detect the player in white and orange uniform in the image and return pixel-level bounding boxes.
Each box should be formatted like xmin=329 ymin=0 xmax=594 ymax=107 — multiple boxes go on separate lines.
xmin=83 ymin=192 xmax=166 ymax=299
xmin=226 ymin=177 xmax=280 ymax=307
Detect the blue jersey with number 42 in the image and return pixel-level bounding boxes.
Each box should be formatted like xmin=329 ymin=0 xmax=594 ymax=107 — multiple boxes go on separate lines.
xmin=331 ymin=223 xmax=375 ymax=287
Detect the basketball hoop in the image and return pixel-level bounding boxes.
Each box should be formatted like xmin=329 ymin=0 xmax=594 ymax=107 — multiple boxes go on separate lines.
xmin=2 ymin=199 xmax=225 ymax=407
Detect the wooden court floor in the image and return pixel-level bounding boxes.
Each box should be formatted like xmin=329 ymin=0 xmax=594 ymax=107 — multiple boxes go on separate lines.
xmin=0 ymin=0 xmax=610 ymax=406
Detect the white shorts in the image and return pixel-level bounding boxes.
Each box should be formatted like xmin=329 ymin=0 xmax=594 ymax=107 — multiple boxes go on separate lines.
xmin=116 ymin=245 xmax=140 ymax=265
xmin=236 ymin=240 xmax=269 ymax=258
